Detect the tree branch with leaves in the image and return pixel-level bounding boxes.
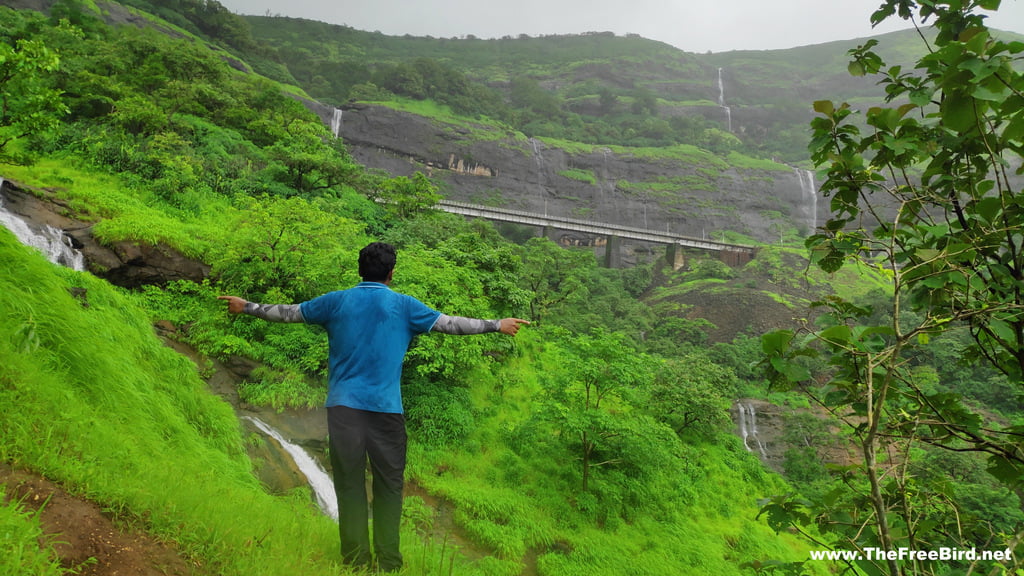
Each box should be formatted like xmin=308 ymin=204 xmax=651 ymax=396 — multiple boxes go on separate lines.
xmin=760 ymin=1 xmax=1024 ymax=574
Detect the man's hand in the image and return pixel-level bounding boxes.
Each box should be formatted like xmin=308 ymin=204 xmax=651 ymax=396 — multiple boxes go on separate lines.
xmin=218 ymin=295 xmax=247 ymax=314
xmin=499 ymin=318 xmax=530 ymax=336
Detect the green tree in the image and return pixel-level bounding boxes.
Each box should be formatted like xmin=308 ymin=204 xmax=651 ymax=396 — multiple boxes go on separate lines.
xmin=630 ymin=87 xmax=658 ymax=116
xmin=554 ymin=330 xmax=651 ymax=493
xmin=598 ymin=87 xmax=618 ymax=116
xmin=646 ymin=353 xmax=736 ymax=438
xmin=265 ymin=121 xmax=360 ymax=194
xmin=761 ymin=1 xmax=1024 ymax=574
xmin=208 ymin=195 xmax=362 ymax=301
xmin=509 ymin=76 xmax=563 ymax=120
xmin=0 ymin=10 xmax=71 ymax=164
xmin=518 ymin=237 xmax=592 ymax=325
xmin=373 ymin=62 xmax=426 ymax=100
xmin=363 ymin=171 xmax=442 ymax=221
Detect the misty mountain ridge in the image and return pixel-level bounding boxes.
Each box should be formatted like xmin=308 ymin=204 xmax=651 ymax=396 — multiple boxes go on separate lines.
xmin=234 ymin=15 xmax=947 ymax=244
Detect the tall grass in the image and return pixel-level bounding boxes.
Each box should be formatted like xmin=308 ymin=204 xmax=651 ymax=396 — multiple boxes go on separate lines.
xmin=0 ymin=230 xmax=343 ymax=575
xmin=0 ymin=182 xmax=832 ymax=575
xmin=0 ymin=487 xmax=65 ymax=576
xmin=0 ymin=160 xmax=223 ymax=258
xmin=403 ymin=330 xmax=825 ymax=576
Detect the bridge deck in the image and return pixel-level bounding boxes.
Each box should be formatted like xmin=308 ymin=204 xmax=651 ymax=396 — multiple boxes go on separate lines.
xmin=438 ymin=200 xmax=757 ymax=254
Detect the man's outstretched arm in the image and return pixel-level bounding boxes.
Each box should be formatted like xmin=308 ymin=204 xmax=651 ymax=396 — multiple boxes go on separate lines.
xmin=218 ymin=296 xmax=305 ymax=323
xmin=433 ymin=315 xmax=529 ymax=336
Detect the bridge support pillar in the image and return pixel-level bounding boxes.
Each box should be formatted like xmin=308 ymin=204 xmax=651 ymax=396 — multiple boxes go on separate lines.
xmin=542 ymin=226 xmax=559 ymax=242
xmin=666 ymin=244 xmax=686 ymax=270
xmin=604 ymin=235 xmax=622 ymax=268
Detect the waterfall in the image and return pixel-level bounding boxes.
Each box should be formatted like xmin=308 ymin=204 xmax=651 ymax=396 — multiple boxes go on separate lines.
xmin=244 ymin=416 xmax=338 ymax=520
xmin=737 ymin=402 xmax=751 ymax=451
xmin=528 ymin=137 xmax=548 ymax=205
xmin=746 ymin=402 xmax=768 ymax=458
xmin=0 ymin=178 xmax=86 ymax=271
xmin=330 ymin=108 xmax=343 ymax=138
xmin=795 ymin=168 xmax=819 ymax=234
xmin=528 ymin=137 xmax=544 ymax=171
xmin=737 ymin=402 xmax=768 ymax=458
xmin=717 ymin=68 xmax=732 ymax=133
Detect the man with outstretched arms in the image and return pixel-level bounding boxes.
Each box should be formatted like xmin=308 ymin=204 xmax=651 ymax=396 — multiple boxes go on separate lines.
xmin=219 ymin=242 xmax=528 ymax=573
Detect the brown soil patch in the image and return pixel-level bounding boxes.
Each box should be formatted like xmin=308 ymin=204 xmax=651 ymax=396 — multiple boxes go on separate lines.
xmin=0 ymin=463 xmax=197 ymax=576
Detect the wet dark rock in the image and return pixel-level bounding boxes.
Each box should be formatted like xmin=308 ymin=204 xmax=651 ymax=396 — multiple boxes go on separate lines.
xmin=0 ymin=179 xmax=210 ymax=288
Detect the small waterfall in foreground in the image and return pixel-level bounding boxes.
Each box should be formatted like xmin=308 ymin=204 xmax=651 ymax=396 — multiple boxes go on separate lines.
xmin=244 ymin=416 xmax=338 ymax=520
xmin=795 ymin=168 xmax=819 ymax=234
xmin=0 ymin=178 xmax=85 ymax=271
xmin=717 ymin=68 xmax=732 ymax=133
xmin=330 ymin=108 xmax=343 ymax=138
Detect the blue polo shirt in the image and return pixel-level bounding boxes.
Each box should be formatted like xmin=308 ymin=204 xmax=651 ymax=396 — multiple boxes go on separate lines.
xmin=299 ymin=282 xmax=441 ymax=413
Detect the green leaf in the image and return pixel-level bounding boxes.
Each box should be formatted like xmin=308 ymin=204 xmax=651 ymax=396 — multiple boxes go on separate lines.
xmin=813 ymin=100 xmax=835 ymax=115
xmin=770 ymin=357 xmax=811 ymax=382
xmin=941 ymin=91 xmax=977 ymax=132
xmin=818 ymin=324 xmax=852 ymax=344
xmin=1002 ymin=115 xmax=1024 ymax=145
xmin=858 ymin=325 xmax=896 ymax=339
xmin=988 ymin=319 xmax=1018 ymax=345
xmin=973 ymin=82 xmax=1007 ymax=102
xmin=988 ymin=454 xmax=1024 ymax=487
xmin=761 ymin=330 xmax=794 ymax=355
xmin=973 ymin=197 xmax=1003 ymax=224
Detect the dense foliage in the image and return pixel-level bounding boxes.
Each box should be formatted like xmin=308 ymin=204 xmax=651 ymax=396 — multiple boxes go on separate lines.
xmin=210 ymin=12 xmax=818 ymax=159
xmin=762 ymin=0 xmax=1024 ymax=574
xmin=0 ymin=2 xmax=813 ymax=575
xmin=1 ymin=0 xmax=1022 ymax=575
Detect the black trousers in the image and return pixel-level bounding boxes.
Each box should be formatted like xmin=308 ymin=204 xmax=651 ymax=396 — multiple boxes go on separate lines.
xmin=327 ymin=405 xmax=407 ymax=572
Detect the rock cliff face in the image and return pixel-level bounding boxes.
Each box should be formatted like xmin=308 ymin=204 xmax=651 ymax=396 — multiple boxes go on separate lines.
xmin=336 ymin=103 xmax=826 ymax=244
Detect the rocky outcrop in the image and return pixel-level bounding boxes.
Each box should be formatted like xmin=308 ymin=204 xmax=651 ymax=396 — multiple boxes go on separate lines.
xmin=0 ymin=179 xmax=210 ymax=288
xmin=337 ymin=103 xmax=826 ymax=244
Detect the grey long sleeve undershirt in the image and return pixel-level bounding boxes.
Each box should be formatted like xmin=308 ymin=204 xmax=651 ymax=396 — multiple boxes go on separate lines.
xmin=432 ymin=314 xmax=501 ymax=335
xmin=243 ymin=302 xmax=305 ymax=323
xmin=242 ymin=302 xmax=499 ymax=334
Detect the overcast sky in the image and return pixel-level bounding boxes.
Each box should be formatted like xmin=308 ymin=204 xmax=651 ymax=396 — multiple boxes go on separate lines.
xmin=215 ymin=0 xmax=1024 ymax=53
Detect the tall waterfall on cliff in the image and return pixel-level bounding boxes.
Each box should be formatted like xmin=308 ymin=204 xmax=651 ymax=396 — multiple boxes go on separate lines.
xmin=0 ymin=178 xmax=86 ymax=271
xmin=717 ymin=68 xmax=732 ymax=133
xmin=796 ymin=168 xmax=819 ymax=234
xmin=245 ymin=416 xmax=338 ymax=520
xmin=528 ymin=137 xmax=549 ymax=214
xmin=330 ymin=108 xmax=343 ymax=138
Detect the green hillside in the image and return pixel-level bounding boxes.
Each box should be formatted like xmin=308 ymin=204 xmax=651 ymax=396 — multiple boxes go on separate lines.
xmin=2 ymin=1 xmax=1022 ymax=575
xmin=0 ymin=3 xmax=819 ymax=574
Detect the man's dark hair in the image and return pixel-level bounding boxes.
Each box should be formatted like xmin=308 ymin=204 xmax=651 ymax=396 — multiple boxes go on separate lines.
xmin=358 ymin=242 xmax=397 ymax=282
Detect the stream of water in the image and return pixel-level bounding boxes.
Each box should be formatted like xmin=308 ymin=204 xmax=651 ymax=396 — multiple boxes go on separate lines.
xmin=330 ymin=108 xmax=343 ymax=138
xmin=796 ymin=168 xmax=819 ymax=234
xmin=0 ymin=177 xmax=85 ymax=271
xmin=2 ymin=175 xmax=339 ymax=521
xmin=737 ymin=402 xmax=767 ymax=458
xmin=244 ymin=416 xmax=338 ymax=520
xmin=717 ymin=68 xmax=733 ymax=133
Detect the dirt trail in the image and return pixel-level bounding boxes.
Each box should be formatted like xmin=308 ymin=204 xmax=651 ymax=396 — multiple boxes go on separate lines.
xmin=0 ymin=463 xmax=196 ymax=576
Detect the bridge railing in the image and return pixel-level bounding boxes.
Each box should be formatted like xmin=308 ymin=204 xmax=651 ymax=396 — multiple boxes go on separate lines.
xmin=437 ymin=200 xmax=757 ymax=254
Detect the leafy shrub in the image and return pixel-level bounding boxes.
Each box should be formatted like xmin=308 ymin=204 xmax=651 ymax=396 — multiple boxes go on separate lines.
xmin=405 ymin=381 xmax=475 ymax=447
